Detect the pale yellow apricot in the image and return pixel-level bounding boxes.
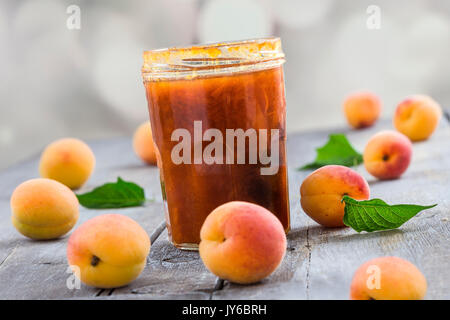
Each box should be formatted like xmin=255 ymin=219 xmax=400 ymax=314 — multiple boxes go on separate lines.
xmin=39 ymin=138 xmax=95 ymax=189
xmin=11 ymin=178 xmax=79 ymax=240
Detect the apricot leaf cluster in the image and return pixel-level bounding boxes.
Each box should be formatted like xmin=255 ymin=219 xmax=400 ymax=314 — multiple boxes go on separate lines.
xmin=76 ymin=177 xmax=146 ymax=209
xmin=342 ymin=195 xmax=436 ymax=232
xmin=299 ymin=134 xmax=363 ymax=170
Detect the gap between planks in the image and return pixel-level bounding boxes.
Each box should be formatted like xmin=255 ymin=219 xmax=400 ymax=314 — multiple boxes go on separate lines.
xmin=0 ymin=245 xmax=18 ymax=269
xmin=209 ymin=278 xmax=225 ymax=300
xmin=305 ymin=226 xmax=311 ymax=300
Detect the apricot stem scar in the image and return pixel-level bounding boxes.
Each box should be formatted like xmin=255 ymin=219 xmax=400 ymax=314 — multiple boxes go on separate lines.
xmin=382 ymin=154 xmax=389 ymax=161
xmin=91 ymin=255 xmax=100 ymax=266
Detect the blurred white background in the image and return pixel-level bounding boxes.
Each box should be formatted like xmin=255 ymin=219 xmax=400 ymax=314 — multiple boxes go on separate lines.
xmin=1 ymin=0 xmax=449 ymax=169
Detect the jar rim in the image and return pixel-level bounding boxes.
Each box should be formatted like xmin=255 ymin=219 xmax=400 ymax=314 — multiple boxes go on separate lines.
xmin=142 ymin=37 xmax=285 ymax=81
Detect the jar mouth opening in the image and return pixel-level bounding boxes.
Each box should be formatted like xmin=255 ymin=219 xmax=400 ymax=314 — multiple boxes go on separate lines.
xmin=142 ymin=37 xmax=285 ymax=81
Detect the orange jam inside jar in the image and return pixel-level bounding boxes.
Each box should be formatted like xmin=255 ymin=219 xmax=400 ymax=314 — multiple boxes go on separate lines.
xmin=142 ymin=38 xmax=290 ymax=250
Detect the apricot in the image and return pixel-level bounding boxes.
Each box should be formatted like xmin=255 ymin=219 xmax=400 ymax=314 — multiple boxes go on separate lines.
xmin=350 ymin=256 xmax=427 ymax=300
xmin=300 ymin=165 xmax=370 ymax=227
xmin=133 ymin=121 xmax=158 ymax=165
xmin=394 ymin=95 xmax=442 ymax=141
xmin=199 ymin=201 xmax=286 ymax=284
xmin=67 ymin=214 xmax=150 ymax=288
xmin=39 ymin=138 xmax=95 ymax=189
xmin=363 ymin=130 xmax=412 ymax=180
xmin=343 ymin=92 xmax=381 ymax=129
xmin=10 ymin=178 xmax=79 ymax=240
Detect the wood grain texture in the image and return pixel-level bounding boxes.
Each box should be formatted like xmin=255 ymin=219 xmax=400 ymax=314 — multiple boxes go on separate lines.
xmin=0 ymin=120 xmax=449 ymax=299
xmin=108 ymin=229 xmax=218 ymax=300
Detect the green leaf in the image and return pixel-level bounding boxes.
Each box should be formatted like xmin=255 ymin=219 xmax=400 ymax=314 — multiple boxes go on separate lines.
xmin=298 ymin=134 xmax=363 ymax=170
xmin=342 ymin=195 xmax=437 ymax=232
xmin=76 ymin=177 xmax=146 ymax=209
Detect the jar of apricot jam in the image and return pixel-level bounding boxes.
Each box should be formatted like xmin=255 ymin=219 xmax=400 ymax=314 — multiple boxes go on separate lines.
xmin=142 ymin=38 xmax=290 ymax=250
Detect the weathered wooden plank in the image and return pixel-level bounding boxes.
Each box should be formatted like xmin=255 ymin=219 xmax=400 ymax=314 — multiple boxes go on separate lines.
xmin=109 ymin=229 xmax=218 ymax=299
xmin=0 ymin=138 xmax=167 ymax=299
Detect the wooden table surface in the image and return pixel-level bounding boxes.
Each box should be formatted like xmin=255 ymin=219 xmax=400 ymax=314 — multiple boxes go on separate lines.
xmin=0 ymin=115 xmax=449 ymax=300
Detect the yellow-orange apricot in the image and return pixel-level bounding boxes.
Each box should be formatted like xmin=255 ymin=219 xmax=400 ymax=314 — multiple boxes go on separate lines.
xmin=10 ymin=178 xmax=79 ymax=240
xmin=67 ymin=214 xmax=150 ymax=288
xmin=364 ymin=130 xmax=412 ymax=180
xmin=394 ymin=95 xmax=442 ymax=141
xmin=350 ymin=256 xmax=427 ymax=300
xmin=343 ymin=92 xmax=381 ymax=129
xmin=133 ymin=122 xmax=158 ymax=165
xmin=300 ymin=165 xmax=370 ymax=227
xmin=39 ymin=138 xmax=95 ymax=189
xmin=199 ymin=201 xmax=286 ymax=284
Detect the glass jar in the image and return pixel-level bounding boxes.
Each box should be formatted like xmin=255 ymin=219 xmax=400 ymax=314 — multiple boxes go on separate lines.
xmin=142 ymin=38 xmax=290 ymax=250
